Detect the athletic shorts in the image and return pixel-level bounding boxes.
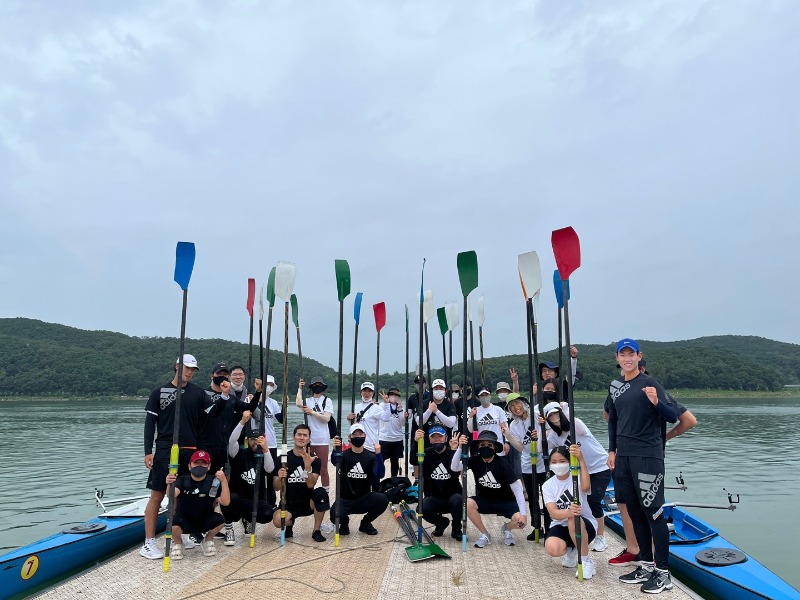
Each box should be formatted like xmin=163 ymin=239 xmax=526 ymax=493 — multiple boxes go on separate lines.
xmin=173 ymin=511 xmax=225 ymax=535
xmin=379 ymin=440 xmax=404 ymax=460
xmin=614 ymin=455 xmax=665 ymax=511
xmin=587 ymin=468 xmax=612 ymax=518
xmin=545 ymin=520 xmax=596 ymax=548
xmin=471 ymin=495 xmax=519 ymax=519
xmin=146 ymin=447 xmax=193 ymax=492
xmin=285 ymin=499 xmax=314 ymax=519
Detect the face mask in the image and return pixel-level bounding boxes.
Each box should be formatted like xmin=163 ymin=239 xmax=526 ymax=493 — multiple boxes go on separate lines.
xmin=478 ymin=446 xmax=495 ymax=459
xmin=265 ymin=384 xmax=277 ymax=396
xmin=433 ymin=390 xmax=446 ymax=401
xmin=212 ymin=375 xmax=228 ymax=386
xmin=543 ymin=391 xmax=558 ymax=402
xmin=350 ymin=436 xmax=366 ymax=448
xmin=231 ymin=383 xmax=244 ymax=391
xmin=432 ymin=442 xmax=446 ymax=453
xmin=190 ymin=465 xmax=209 ymax=478
xmin=451 ymin=393 xmax=459 ymax=401
xmin=551 ymin=462 xmax=570 ymax=477
xmin=479 ymin=395 xmax=491 ymax=406
xmin=497 ymin=392 xmax=508 ymax=402
xmin=310 ymin=385 xmax=325 ymax=394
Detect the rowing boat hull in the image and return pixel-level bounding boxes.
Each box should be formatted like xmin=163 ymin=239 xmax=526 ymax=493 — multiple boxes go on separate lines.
xmin=0 ymin=498 xmax=167 ymax=599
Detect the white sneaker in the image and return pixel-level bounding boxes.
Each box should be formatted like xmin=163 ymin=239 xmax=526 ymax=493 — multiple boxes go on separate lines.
xmin=578 ymin=556 xmax=597 ymax=579
xmin=501 ymin=523 xmax=515 ymax=546
xmin=320 ymin=522 xmax=335 ymax=533
xmin=224 ymin=526 xmax=236 ymax=546
xmin=181 ymin=534 xmax=197 ymax=549
xmin=561 ymin=547 xmax=578 ymax=568
xmin=139 ymin=538 xmax=164 ymax=560
xmin=474 ymin=533 xmax=491 ymax=548
xmin=171 ymin=543 xmax=183 ymax=560
xmin=592 ymin=534 xmax=608 ymax=552
xmin=201 ymin=539 xmax=216 ymax=556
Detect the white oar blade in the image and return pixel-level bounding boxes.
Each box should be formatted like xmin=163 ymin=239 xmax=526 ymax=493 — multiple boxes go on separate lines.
xmin=477 ymin=295 xmax=485 ymax=326
xmin=274 ymin=261 xmax=296 ymax=301
xmin=258 ymin=285 xmax=264 ymax=319
xmin=518 ymin=251 xmax=542 ymax=300
xmin=423 ymin=289 xmax=435 ymax=323
xmin=445 ymin=301 xmax=459 ymax=331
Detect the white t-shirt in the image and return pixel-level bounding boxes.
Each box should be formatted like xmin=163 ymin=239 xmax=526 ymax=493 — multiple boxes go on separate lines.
xmin=262 ymin=396 xmax=282 ymax=449
xmin=468 ymin=404 xmax=506 ymax=440
xmin=546 ymin=417 xmax=609 ymax=475
xmin=541 ymin=472 xmax=596 ymax=530
xmin=379 ymin=401 xmax=407 ymax=442
xmin=509 ymin=415 xmax=545 ymax=474
xmin=353 ymin=400 xmax=387 ymax=452
xmin=303 ymin=395 xmax=333 ymax=446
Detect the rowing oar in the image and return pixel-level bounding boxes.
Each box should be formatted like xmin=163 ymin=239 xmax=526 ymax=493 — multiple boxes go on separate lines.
xmin=246 ymin=278 xmax=255 ymax=391
xmin=164 ymin=241 xmax=195 ymax=573
xmin=423 ymin=289 xmax=434 ymax=387
xmin=477 ymin=296 xmax=486 ymax=386
xmin=373 ymin=302 xmax=386 ymax=394
xmin=274 ymin=261 xmax=297 ymax=547
xmin=291 ymin=294 xmax=306 ymax=426
xmin=401 ymin=501 xmax=451 ymax=558
xmin=416 ymin=261 xmax=429 ymax=544
xmin=351 ymin=292 xmax=364 ymax=416
xmin=553 ymin=269 xmax=570 ymax=392
xmin=436 ymin=307 xmax=448 ymax=388
xmin=457 ymin=250 xmax=478 ymax=553
xmin=518 ymin=250 xmax=544 ymax=542
xmin=403 ymin=304 xmax=410 ymax=477
xmin=334 ymin=259 xmax=351 ymax=548
xmin=551 ymin=226 xmax=582 ymax=580
xmin=468 ymin=298 xmax=476 ymax=394
xmin=446 ymin=301 xmax=458 ymax=391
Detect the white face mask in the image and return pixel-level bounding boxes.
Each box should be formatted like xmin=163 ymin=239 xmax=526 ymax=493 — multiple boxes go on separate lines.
xmin=479 ymin=395 xmax=492 ymax=406
xmin=450 ymin=392 xmax=459 ymax=401
xmin=432 ymin=390 xmax=446 ymax=401
xmin=265 ymin=384 xmax=276 ymax=396
xmin=497 ymin=392 xmax=508 ymax=402
xmin=551 ymin=462 xmax=570 ymax=477
xmin=231 ymin=383 xmax=244 ymax=392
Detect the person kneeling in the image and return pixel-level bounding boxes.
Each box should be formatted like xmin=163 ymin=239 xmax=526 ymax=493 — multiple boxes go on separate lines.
xmin=416 ymin=426 xmax=463 ymax=539
xmin=542 ymin=445 xmax=597 ymax=580
xmin=330 ymin=424 xmax=388 ymax=535
xmin=166 ymin=450 xmax=230 ymax=560
xmin=273 ymin=424 xmax=328 ymax=542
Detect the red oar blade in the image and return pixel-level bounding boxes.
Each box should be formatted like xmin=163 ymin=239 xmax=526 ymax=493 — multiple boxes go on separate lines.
xmin=551 ymin=227 xmax=581 ymax=280
xmin=374 ymin=302 xmax=386 ymax=332
xmin=246 ymin=278 xmax=255 ymax=317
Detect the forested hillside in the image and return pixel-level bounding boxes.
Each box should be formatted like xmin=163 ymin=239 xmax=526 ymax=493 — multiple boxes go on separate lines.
xmin=0 ymin=319 xmax=796 ymax=396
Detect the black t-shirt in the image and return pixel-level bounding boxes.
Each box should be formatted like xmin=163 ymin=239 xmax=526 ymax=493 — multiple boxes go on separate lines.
xmin=198 ymin=389 xmax=255 ymax=450
xmin=419 ymin=400 xmax=457 ymax=436
xmin=229 ymin=448 xmax=269 ymax=497
xmin=467 ymin=454 xmax=518 ymax=502
xmin=422 ymin=447 xmax=462 ymax=498
xmin=606 ymin=373 xmax=677 ymax=459
xmin=337 ymin=449 xmax=378 ymax=500
xmin=407 ymin=391 xmax=428 ymax=434
xmin=175 ymin=473 xmax=218 ymax=516
xmin=144 ymin=381 xmax=210 ymax=453
xmin=283 ymin=449 xmax=320 ymax=504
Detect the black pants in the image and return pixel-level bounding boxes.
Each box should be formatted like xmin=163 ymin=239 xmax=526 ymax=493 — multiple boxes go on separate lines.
xmin=422 ymin=493 xmax=462 ymax=531
xmin=523 ymin=471 xmax=551 ymax=533
xmin=331 ymin=492 xmax=388 ymax=526
xmin=266 ymin=447 xmax=279 ymax=506
xmin=380 ymin=440 xmax=404 ymax=477
xmin=221 ymin=493 xmax=274 ymax=524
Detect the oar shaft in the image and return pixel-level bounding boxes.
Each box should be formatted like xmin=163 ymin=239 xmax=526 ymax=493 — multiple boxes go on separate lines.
xmin=351 ymin=323 xmax=360 ymax=413
xmin=562 ymin=282 xmax=581 ymax=579
xmin=280 ymin=301 xmax=290 ymax=545
xmin=460 ymin=295 xmax=469 ymax=553
xmin=335 ymin=300 xmax=345 ymax=547
xmin=478 ymin=326 xmax=485 ymax=385
xmin=295 ymin=325 xmax=306 ymax=426
xmin=247 ymin=316 xmax=254 ymax=391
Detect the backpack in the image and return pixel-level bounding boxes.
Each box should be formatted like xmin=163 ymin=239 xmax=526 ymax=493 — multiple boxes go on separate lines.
xmin=322 ymin=397 xmax=337 ymax=439
xmin=379 ymin=476 xmax=416 ymax=504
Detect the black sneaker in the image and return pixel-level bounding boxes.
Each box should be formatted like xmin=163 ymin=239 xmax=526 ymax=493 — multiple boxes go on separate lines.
xmin=338 ymin=524 xmax=350 ymax=536
xmin=242 ymin=520 xmax=254 ymax=536
xmin=433 ymin=518 xmax=450 ymax=537
xmin=312 ymin=529 xmax=326 ymax=542
xmin=526 ymin=529 xmax=539 ymax=541
xmin=451 ymin=528 xmax=463 ymax=540
xmin=359 ymin=522 xmax=378 ymax=535
xmin=189 ymin=533 xmax=203 ymax=546
xmin=284 ymin=526 xmax=293 ymax=538
xmin=641 ymin=570 xmax=673 ymax=594
xmin=214 ymin=531 xmax=226 ymax=540
xmin=620 ymin=565 xmax=654 ymax=584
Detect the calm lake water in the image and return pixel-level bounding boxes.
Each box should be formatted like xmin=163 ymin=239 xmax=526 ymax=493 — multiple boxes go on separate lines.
xmin=1 ymin=396 xmax=798 ymax=592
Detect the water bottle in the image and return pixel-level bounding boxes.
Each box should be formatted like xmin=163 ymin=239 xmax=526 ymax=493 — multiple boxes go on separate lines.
xmin=209 ymin=477 xmax=221 ymax=498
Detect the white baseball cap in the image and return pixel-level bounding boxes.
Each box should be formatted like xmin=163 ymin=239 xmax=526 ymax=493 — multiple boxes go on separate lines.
xmin=176 ymin=354 xmax=198 ymax=369
xmin=361 ymin=382 xmax=375 ymax=391
xmin=266 ymin=374 xmax=276 ymax=385
xmin=432 ymin=379 xmax=446 ymax=389
xmin=349 ymin=423 xmax=366 ymax=435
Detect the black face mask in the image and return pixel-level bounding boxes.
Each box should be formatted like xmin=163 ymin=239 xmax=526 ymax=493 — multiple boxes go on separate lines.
xmin=310 ymin=385 xmax=325 ymax=394
xmin=478 ymin=446 xmax=495 ymax=459
xmin=212 ymin=375 xmax=228 ymax=386
xmin=190 ymin=465 xmax=209 ymax=478
xmin=350 ymin=437 xmax=366 ymax=448
xmin=432 ymin=442 xmax=446 ymax=453
xmin=542 ymin=390 xmax=558 ymax=402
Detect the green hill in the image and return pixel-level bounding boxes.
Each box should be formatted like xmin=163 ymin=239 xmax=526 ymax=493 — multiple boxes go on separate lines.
xmin=0 ymin=319 xmax=796 ymax=396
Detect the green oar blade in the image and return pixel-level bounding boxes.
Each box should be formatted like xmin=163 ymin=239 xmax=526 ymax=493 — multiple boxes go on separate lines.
xmin=437 ymin=307 xmax=448 ymax=336
xmin=405 ymin=544 xmax=434 ymax=561
xmin=335 ymin=259 xmax=351 ymax=301
xmin=267 ymin=267 xmax=276 ymax=307
xmin=290 ymin=294 xmax=299 ymax=327
xmin=456 ymin=250 xmax=479 ymax=297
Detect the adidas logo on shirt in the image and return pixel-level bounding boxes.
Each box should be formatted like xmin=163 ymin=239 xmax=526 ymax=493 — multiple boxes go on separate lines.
xmin=348 ymin=462 xmax=368 ymax=479
xmin=430 ymin=463 xmax=451 ymax=481
xmin=240 ymin=468 xmax=257 ymax=485
xmin=556 ymin=490 xmax=573 ymax=510
xmin=159 ymin=388 xmax=177 ymax=410
xmin=288 ymin=466 xmax=307 ymax=484
xmin=478 ymin=471 xmax=501 ymax=489
xmin=478 ymin=414 xmax=498 ymax=426
xmin=609 ymin=380 xmax=631 ymax=400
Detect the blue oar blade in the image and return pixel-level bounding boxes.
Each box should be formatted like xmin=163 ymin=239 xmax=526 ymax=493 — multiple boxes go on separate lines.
xmin=354 ymin=292 xmax=363 ymax=324
xmin=174 ymin=242 xmax=195 ymax=290
xmin=553 ymin=270 xmax=570 ymax=309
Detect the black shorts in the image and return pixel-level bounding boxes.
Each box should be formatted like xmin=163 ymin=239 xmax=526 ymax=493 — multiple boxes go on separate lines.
xmin=285 ymin=499 xmax=314 ymax=519
xmin=614 ymin=455 xmax=665 ymax=511
xmin=545 ymin=520 xmax=596 ymax=548
xmin=146 ymin=447 xmax=193 ymax=492
xmin=587 ymin=468 xmax=612 ymax=519
xmin=470 ymin=495 xmax=519 ymax=519
xmin=379 ymin=440 xmax=404 ymax=460
xmin=173 ymin=511 xmax=225 ymax=535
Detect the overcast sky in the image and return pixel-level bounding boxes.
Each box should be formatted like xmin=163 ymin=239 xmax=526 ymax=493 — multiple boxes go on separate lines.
xmin=1 ymin=0 xmax=798 ymax=377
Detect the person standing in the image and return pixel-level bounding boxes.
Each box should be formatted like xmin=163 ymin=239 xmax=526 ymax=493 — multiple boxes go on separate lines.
xmin=379 ymin=387 xmax=407 ymax=478
xmin=468 ymin=385 xmax=506 ymax=440
xmin=347 ymin=382 xmax=389 ymax=452
xmin=258 ymin=374 xmax=283 ymax=506
xmin=296 ymin=377 xmax=333 ymax=491
xmin=607 ymin=338 xmax=677 ymax=594
xmin=141 ymin=354 xmax=210 ymax=560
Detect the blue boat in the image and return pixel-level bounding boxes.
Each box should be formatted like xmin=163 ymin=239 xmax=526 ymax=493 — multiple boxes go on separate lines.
xmin=604 ymin=484 xmax=800 ymax=600
xmin=0 ymin=492 xmax=167 ymax=599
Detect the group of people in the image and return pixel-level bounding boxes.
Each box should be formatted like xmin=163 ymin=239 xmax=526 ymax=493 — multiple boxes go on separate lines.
xmin=141 ymin=339 xmax=695 ymax=595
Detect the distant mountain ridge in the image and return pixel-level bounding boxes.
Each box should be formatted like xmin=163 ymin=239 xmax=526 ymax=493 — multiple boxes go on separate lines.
xmin=0 ymin=318 xmax=796 ymax=396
